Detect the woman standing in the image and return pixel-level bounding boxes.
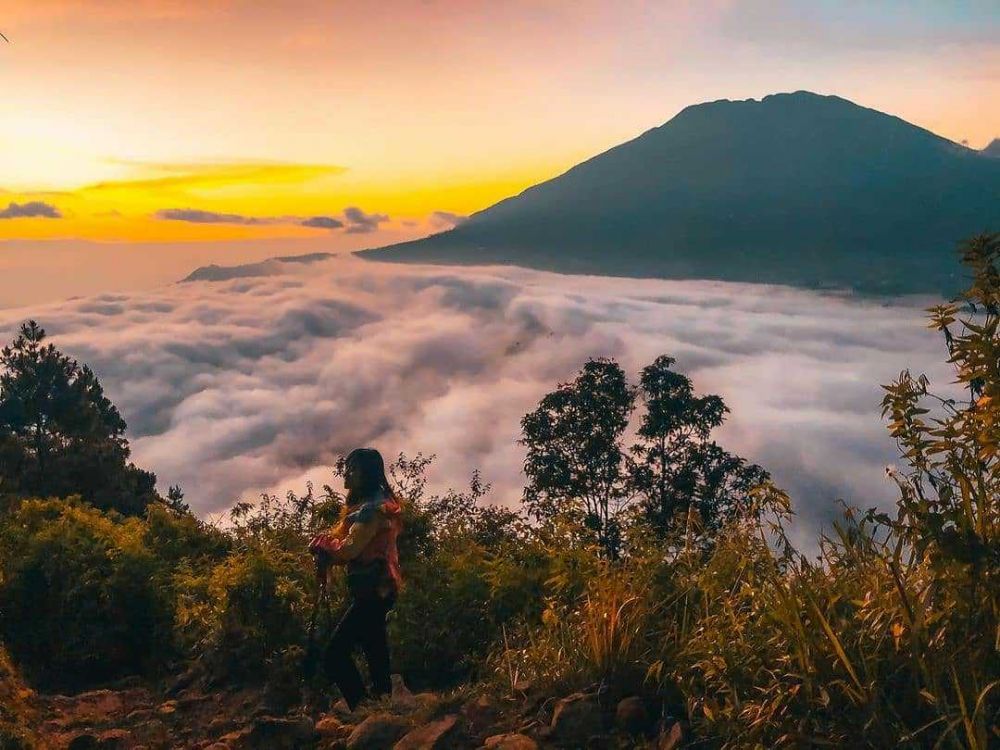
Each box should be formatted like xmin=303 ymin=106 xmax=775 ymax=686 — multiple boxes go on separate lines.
xmin=309 ymin=448 xmax=403 ymax=710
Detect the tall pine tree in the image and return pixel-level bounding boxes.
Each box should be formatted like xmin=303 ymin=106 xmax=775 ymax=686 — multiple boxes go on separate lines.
xmin=0 ymin=321 xmax=157 ymax=514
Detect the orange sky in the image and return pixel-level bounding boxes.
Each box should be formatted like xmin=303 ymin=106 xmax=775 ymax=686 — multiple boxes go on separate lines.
xmin=1 ymin=0 xmax=997 ymax=248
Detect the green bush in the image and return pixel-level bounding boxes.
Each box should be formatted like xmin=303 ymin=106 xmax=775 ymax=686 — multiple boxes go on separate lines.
xmin=142 ymin=503 xmax=230 ymax=566
xmin=174 ymin=546 xmax=316 ymax=684
xmin=0 ymin=643 xmax=35 ymax=750
xmin=0 ymin=499 xmax=175 ymax=690
xmin=391 ymin=535 xmax=547 ymax=689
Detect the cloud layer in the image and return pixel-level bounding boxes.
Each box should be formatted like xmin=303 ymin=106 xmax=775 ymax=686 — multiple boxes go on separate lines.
xmin=0 ymin=256 xmax=949 ymax=545
xmin=155 ymin=206 xmax=388 ymax=233
xmin=0 ymin=201 xmax=61 ymax=219
xmin=343 ymin=207 xmax=389 ymax=234
xmin=155 ymin=208 xmax=266 ymax=225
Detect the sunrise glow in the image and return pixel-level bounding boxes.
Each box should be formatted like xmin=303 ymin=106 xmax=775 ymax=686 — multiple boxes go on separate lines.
xmin=2 ymin=1 xmax=997 ymax=247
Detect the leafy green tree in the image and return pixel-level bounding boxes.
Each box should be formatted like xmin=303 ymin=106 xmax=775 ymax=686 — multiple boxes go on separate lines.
xmin=520 ymin=358 xmax=637 ymax=558
xmin=521 ymin=356 xmax=767 ymax=556
xmin=631 ymin=355 xmax=768 ymax=539
xmin=0 ymin=320 xmax=156 ymax=514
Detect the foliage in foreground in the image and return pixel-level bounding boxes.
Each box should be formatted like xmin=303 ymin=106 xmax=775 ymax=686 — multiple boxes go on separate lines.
xmin=0 ymin=643 xmax=35 ymax=749
xmin=495 ymin=235 xmax=999 ymax=748
xmin=0 ymin=233 xmax=995 ymax=749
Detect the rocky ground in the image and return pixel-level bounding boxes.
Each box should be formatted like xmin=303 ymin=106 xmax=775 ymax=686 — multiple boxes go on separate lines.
xmin=29 ymin=672 xmax=687 ymax=749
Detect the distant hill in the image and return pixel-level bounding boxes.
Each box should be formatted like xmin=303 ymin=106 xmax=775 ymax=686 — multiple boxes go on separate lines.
xmin=361 ymin=92 xmax=1000 ymax=295
xmin=983 ymin=138 xmax=1000 ymax=159
xmin=181 ymin=253 xmax=333 ymax=282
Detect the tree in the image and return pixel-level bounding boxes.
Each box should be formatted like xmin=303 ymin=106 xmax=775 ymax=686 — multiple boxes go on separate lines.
xmin=631 ymin=355 xmax=768 ymax=538
xmin=0 ymin=321 xmax=156 ymax=514
xmin=520 ymin=358 xmax=636 ymax=558
xmin=521 ymin=356 xmax=769 ymax=556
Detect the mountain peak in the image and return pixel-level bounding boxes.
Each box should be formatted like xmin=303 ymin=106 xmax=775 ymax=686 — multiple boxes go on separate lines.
xmin=362 ymin=92 xmax=999 ymax=295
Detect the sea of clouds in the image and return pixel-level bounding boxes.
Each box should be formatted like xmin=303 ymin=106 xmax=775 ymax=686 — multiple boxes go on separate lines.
xmin=0 ymin=254 xmax=952 ymax=546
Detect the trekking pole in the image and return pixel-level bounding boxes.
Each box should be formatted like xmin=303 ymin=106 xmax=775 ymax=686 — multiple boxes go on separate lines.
xmin=302 ymin=551 xmax=331 ymax=679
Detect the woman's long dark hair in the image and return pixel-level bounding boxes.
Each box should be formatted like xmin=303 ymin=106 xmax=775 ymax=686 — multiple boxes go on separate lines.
xmin=344 ymin=448 xmax=395 ymax=506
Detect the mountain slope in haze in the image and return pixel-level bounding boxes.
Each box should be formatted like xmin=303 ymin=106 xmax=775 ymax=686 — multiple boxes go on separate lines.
xmin=361 ymin=92 xmax=999 ymax=294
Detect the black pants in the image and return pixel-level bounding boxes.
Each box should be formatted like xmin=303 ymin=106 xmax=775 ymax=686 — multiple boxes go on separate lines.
xmin=324 ymin=591 xmax=395 ymax=709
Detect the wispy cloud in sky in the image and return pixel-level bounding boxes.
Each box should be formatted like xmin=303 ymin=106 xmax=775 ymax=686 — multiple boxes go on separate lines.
xmin=343 ymin=206 xmax=390 ymax=234
xmin=155 ymin=206 xmax=388 ymax=233
xmin=0 ymin=201 xmax=61 ymax=219
xmin=155 ymin=208 xmax=267 ymax=225
xmin=301 ymin=216 xmax=345 ymax=229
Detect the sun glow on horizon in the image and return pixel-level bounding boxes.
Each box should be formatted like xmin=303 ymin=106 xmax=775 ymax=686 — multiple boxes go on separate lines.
xmin=1 ymin=1 xmax=997 ymax=247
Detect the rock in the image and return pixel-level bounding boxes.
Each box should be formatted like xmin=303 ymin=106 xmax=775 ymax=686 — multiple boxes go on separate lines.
xmin=125 ymin=707 xmax=154 ymax=723
xmin=657 ymin=721 xmax=684 ymax=750
xmin=96 ymin=729 xmax=130 ymax=749
xmin=215 ymin=728 xmax=252 ymax=749
xmin=345 ymin=713 xmax=410 ymax=750
xmin=131 ymin=718 xmax=169 ymax=746
xmin=393 ymin=714 xmax=459 ymax=750
xmin=615 ymin=696 xmax=649 ymax=734
xmin=328 ymin=699 xmax=357 ymax=723
xmin=57 ymin=690 xmax=126 ymax=723
xmin=166 ymin=664 xmax=201 ymax=697
xmin=67 ymin=731 xmax=129 ymax=750
xmin=461 ymin=694 xmax=498 ymax=731
xmin=548 ymin=693 xmax=602 ymax=747
xmin=156 ymin=699 xmax=178 ymax=717
xmin=177 ymin=692 xmax=213 ymax=711
xmin=208 ymin=715 xmax=234 ymax=735
xmin=482 ymin=733 xmax=539 ymax=750
xmin=414 ymin=693 xmax=440 ymax=711
xmin=247 ymin=715 xmax=316 ymax=748
xmin=315 ymin=715 xmax=346 ymax=738
xmin=391 ymin=674 xmax=418 ymax=711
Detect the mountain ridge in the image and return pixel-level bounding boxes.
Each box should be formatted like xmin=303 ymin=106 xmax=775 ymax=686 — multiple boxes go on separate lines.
xmin=360 ymin=91 xmax=999 ymax=295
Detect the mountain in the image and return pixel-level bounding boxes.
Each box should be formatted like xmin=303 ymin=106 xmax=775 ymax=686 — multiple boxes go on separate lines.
xmin=984 ymin=138 xmax=1000 ymax=159
xmin=360 ymin=92 xmax=1000 ymax=294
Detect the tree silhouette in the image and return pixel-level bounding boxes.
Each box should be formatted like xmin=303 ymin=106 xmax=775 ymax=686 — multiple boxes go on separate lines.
xmin=520 ymin=358 xmax=636 ymax=558
xmin=631 ymin=355 xmax=768 ymax=539
xmin=521 ymin=355 xmax=768 ymax=556
xmin=0 ymin=321 xmax=157 ymax=514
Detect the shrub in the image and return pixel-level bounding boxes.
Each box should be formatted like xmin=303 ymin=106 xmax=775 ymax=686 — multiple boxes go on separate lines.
xmin=174 ymin=545 xmax=317 ymax=685
xmin=391 ymin=533 xmax=547 ymax=689
xmin=492 ymin=539 xmax=661 ymax=700
xmin=142 ymin=503 xmax=230 ymax=566
xmin=0 ymin=499 xmax=175 ymax=690
xmin=0 ymin=643 xmax=35 ymax=750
